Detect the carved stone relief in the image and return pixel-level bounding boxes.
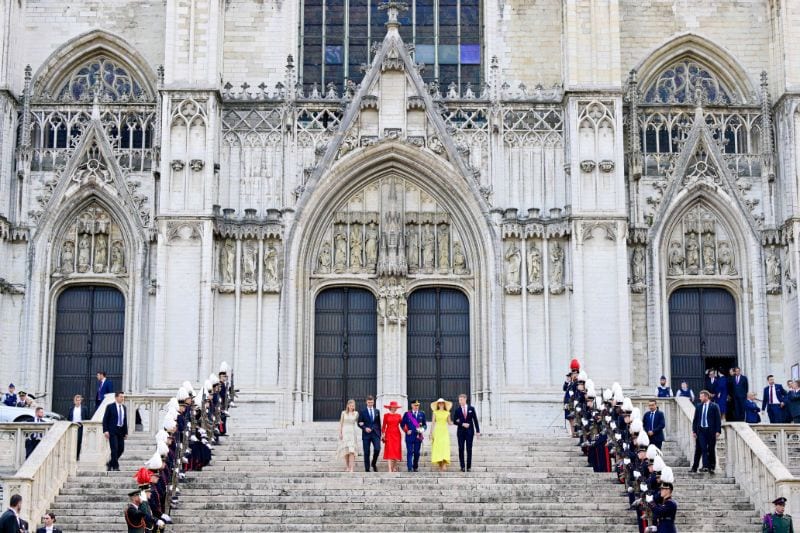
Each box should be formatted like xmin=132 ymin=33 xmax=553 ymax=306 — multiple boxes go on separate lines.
xmin=665 ymin=202 xmax=737 ymax=280
xmin=549 ymin=240 xmax=565 ymax=295
xmin=766 ymin=247 xmax=782 ymax=294
xmin=263 ymin=241 xmax=280 ymax=292
xmin=377 ymin=278 xmax=407 ymax=324
xmin=241 ymin=240 xmax=258 ymax=292
xmin=526 ymin=241 xmax=544 ymax=295
xmin=504 ymin=241 xmax=522 ymax=294
xmin=630 ymin=246 xmax=646 ymax=293
xmin=52 ymin=203 xmax=128 ymax=280
xmin=219 ymin=238 xmax=236 ymax=291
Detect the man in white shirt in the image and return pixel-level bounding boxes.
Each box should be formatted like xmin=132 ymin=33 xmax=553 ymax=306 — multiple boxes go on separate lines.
xmin=102 ymin=392 xmax=128 ymax=471
xmin=67 ymin=394 xmax=89 ymax=460
xmin=35 ymin=512 xmax=61 ymax=533
xmin=761 ymin=375 xmax=787 ymax=423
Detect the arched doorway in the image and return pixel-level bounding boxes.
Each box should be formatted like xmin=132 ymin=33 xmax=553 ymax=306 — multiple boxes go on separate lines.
xmin=669 ymin=287 xmax=737 ymax=396
xmin=407 ymin=288 xmax=470 ymax=416
xmin=53 ymin=286 xmax=125 ymax=416
xmin=313 ymin=287 xmax=378 ymax=421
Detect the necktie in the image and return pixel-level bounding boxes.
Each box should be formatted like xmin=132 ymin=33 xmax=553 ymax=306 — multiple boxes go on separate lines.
xmin=463 ymin=407 xmax=467 ymax=419
xmin=649 ymin=413 xmax=653 ymax=431
xmin=702 ymin=404 xmax=708 ymax=428
xmin=771 ymin=386 xmax=774 ymax=404
xmin=117 ymin=405 xmax=123 ymax=427
xmin=369 ymin=409 xmax=373 ymax=420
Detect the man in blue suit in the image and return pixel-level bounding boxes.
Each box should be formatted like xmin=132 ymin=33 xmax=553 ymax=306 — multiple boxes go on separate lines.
xmin=644 ymin=399 xmax=666 ymax=449
xmin=691 ymin=390 xmax=721 ymax=474
xmin=95 ymin=371 xmax=113 ymax=412
xmin=730 ymin=367 xmax=749 ymax=422
xmin=761 ymin=375 xmax=787 ymax=423
xmin=102 ymin=391 xmax=128 ymax=471
xmin=453 ymin=393 xmax=480 ymax=472
xmin=357 ymin=395 xmax=381 ymax=472
xmin=401 ymin=400 xmax=427 ymax=472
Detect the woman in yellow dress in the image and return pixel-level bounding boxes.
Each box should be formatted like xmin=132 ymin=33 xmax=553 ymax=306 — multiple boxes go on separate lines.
xmin=430 ymin=398 xmax=453 ymax=471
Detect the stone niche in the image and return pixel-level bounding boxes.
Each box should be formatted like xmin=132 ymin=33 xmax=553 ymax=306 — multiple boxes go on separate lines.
xmin=665 ymin=202 xmax=737 ymax=279
xmin=313 ymin=176 xmax=470 ymax=278
xmin=52 ymin=203 xmax=128 ymax=279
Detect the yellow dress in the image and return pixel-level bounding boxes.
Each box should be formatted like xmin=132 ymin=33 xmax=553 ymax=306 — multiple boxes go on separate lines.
xmin=430 ymin=409 xmax=451 ymax=464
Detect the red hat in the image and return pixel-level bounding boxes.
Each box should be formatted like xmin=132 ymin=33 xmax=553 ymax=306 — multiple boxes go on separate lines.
xmin=570 ymin=358 xmax=581 ymax=371
xmin=134 ymin=467 xmax=151 ymax=486
xmin=384 ymin=400 xmax=402 ymax=410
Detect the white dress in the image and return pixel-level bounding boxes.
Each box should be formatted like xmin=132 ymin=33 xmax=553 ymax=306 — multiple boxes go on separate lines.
xmin=337 ymin=411 xmax=359 ymax=458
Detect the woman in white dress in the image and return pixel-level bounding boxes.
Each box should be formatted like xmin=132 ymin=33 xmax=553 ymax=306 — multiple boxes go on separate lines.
xmin=337 ymin=399 xmax=359 ymax=472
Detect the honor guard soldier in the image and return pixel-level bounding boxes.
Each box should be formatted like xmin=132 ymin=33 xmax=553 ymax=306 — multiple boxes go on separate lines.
xmin=125 ymin=490 xmax=147 ymax=533
xmin=763 ymin=497 xmax=794 ymax=533
xmin=647 ymin=466 xmax=678 ymax=533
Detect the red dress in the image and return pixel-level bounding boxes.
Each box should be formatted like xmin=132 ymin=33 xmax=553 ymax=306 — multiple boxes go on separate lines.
xmin=381 ymin=412 xmax=402 ymax=460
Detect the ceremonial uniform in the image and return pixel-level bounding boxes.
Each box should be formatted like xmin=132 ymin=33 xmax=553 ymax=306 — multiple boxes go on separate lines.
xmin=401 ymin=404 xmax=427 ymax=472
xmin=764 ymin=498 xmax=794 ymax=533
xmin=125 ymin=502 xmax=147 ymax=533
xmin=649 ymin=495 xmax=678 ymax=533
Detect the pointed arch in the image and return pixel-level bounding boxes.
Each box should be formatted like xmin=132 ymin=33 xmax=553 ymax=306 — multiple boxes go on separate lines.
xmin=634 ymin=33 xmax=757 ymax=105
xmin=32 ymin=29 xmax=157 ymax=100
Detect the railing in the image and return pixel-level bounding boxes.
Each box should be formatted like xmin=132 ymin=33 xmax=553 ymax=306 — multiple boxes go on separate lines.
xmin=1 ymin=421 xmax=77 ymax=524
xmin=0 ymin=423 xmax=55 ymax=473
xmin=751 ymin=425 xmax=800 ymax=476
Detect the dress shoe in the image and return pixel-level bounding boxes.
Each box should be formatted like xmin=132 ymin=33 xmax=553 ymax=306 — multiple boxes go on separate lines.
xmin=413 ymin=467 xmax=418 ymax=472
xmin=371 ymin=466 xmax=377 ymax=472
xmin=467 ymin=468 xmax=471 ymax=472
xmin=460 ymin=468 xmax=465 ymax=472
xmin=689 ymin=468 xmax=697 ymax=473
xmin=708 ymin=469 xmax=715 ymax=475
xmin=700 ymin=467 xmax=708 ymax=473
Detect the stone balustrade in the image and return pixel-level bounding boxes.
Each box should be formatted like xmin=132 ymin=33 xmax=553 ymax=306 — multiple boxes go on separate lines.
xmin=1 ymin=421 xmax=77 ymax=524
xmin=0 ymin=423 xmax=55 ymax=474
xmin=751 ymin=425 xmax=800 ymax=476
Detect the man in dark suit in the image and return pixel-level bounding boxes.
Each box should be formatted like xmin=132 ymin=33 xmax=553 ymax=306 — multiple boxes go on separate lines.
xmin=762 ymin=375 xmax=787 ymax=423
xmin=95 ymin=371 xmax=113 ymax=412
xmin=691 ymin=390 xmax=721 ymax=474
xmin=730 ymin=367 xmax=749 ymax=422
xmin=401 ymin=400 xmax=427 ymax=472
xmin=643 ymin=399 xmax=666 ymax=449
xmin=25 ymin=407 xmax=46 ymax=459
xmin=357 ymin=395 xmax=381 ymax=472
xmin=453 ymin=393 xmax=480 ymax=472
xmin=67 ymin=394 xmax=90 ymax=460
xmin=0 ymin=494 xmax=22 ymax=533
xmin=102 ymin=391 xmax=128 ymax=471
xmin=34 ymin=512 xmax=61 ymax=533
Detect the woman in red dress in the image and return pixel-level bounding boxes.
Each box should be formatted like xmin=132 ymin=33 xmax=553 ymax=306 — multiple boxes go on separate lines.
xmin=381 ymin=400 xmax=403 ymax=472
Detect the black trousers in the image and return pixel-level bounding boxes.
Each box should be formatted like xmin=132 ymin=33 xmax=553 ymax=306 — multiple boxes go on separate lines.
xmin=362 ymin=432 xmax=381 ymax=471
xmin=25 ymin=437 xmax=40 ymax=458
xmin=108 ymin=427 xmax=126 ymax=468
xmin=76 ymin=424 xmax=84 ymax=460
xmin=457 ymin=430 xmax=474 ymax=469
xmin=691 ymin=428 xmax=717 ymax=471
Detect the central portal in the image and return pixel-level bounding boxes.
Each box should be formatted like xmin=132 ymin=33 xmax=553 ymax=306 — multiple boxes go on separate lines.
xmin=406 ymin=288 xmax=470 ymax=416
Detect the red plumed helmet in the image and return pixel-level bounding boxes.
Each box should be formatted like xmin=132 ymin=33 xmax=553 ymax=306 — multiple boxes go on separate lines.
xmin=134 ymin=467 xmax=151 ymax=486
xmin=570 ymin=358 xmax=581 ymax=371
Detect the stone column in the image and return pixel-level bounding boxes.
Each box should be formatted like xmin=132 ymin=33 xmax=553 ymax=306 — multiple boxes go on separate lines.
xmin=376 ymin=277 xmax=408 ymax=407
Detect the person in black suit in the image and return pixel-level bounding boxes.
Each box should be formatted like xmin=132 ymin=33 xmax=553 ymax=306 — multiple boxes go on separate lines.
xmin=95 ymin=371 xmax=113 ymax=412
xmin=762 ymin=375 xmax=787 ymax=423
xmin=730 ymin=367 xmax=749 ymax=422
xmin=0 ymin=494 xmax=22 ymax=533
xmin=643 ymin=399 xmax=666 ymax=449
xmin=34 ymin=512 xmax=61 ymax=533
xmin=452 ymin=393 xmax=480 ymax=472
xmin=357 ymin=395 xmax=381 ymax=472
xmin=102 ymin=391 xmax=128 ymax=471
xmin=25 ymin=407 xmax=46 ymax=459
xmin=67 ymin=394 xmax=90 ymax=460
xmin=691 ymin=390 xmax=721 ymax=474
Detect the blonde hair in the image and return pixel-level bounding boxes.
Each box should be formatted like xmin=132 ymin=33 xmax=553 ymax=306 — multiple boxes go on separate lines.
xmin=345 ymin=399 xmax=356 ymax=412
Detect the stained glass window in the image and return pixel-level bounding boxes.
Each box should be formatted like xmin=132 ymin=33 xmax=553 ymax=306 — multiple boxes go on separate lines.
xmin=57 ymin=56 xmax=146 ymax=102
xmin=301 ymin=0 xmax=483 ymax=93
xmin=643 ymin=59 xmax=732 ymax=105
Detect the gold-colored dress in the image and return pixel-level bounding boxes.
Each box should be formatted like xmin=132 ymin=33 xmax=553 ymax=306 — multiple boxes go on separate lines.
xmin=430 ymin=409 xmax=451 ymax=464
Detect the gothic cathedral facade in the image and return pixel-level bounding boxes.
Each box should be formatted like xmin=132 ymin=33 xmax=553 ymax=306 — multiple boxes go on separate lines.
xmin=0 ymin=0 xmax=798 ymax=426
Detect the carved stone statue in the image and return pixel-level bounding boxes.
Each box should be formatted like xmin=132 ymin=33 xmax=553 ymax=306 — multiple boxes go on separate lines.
xmin=110 ymin=240 xmax=126 ymax=275
xmin=350 ymin=225 xmax=363 ymax=271
xmin=60 ymin=241 xmax=75 ymax=274
xmin=685 ymin=233 xmax=700 ymax=275
xmin=221 ymin=239 xmax=236 ymax=284
xmin=717 ymin=241 xmax=737 ymax=276
xmin=365 ymin=223 xmax=379 ymax=270
xmin=242 ymin=241 xmax=257 ymax=285
xmin=505 ymin=242 xmax=522 ymax=293
xmin=77 ymin=234 xmax=91 ymax=273
xmin=406 ymin=226 xmax=419 ymax=270
xmin=317 ymin=241 xmax=332 ymax=274
xmin=95 ymin=210 xmax=111 ymax=235
xmin=422 ymin=224 xmax=435 ymax=271
xmin=668 ymin=240 xmax=684 ymax=276
xmin=334 ymin=229 xmax=347 ymax=273
xmin=453 ymin=241 xmax=467 ymax=274
xmin=93 ymin=234 xmax=108 ymax=273
xmin=526 ymin=242 xmax=543 ymax=294
xmin=264 ymin=243 xmax=278 ymax=287
xmin=702 ymin=237 xmax=716 ymax=275
xmin=549 ymin=241 xmax=565 ymax=295
xmin=766 ymin=248 xmax=782 ymax=293
xmin=438 ymin=224 xmax=450 ymax=271
xmin=631 ymin=246 xmax=646 ymax=291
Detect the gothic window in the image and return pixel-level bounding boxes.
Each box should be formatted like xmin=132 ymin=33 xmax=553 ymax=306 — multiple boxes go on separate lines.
xmin=57 ymin=56 xmax=146 ymax=102
xmin=300 ymin=0 xmax=482 ymax=92
xmin=643 ymin=59 xmax=733 ymax=105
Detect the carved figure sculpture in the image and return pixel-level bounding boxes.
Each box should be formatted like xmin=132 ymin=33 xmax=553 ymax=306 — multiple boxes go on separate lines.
xmin=334 ymin=229 xmax=347 ymax=272
xmin=317 ymin=241 xmax=332 ymax=274
xmin=702 ymin=237 xmax=716 ymax=275
xmin=264 ymin=243 xmax=278 ymax=286
xmin=422 ymin=225 xmax=435 ymax=271
xmin=221 ymin=239 xmax=236 ymax=284
xmin=242 ymin=241 xmax=257 ymax=285
xmin=685 ymin=233 xmax=700 ymax=275
xmin=631 ymin=246 xmax=645 ymax=286
xmin=766 ymin=248 xmax=782 ymax=288
xmin=717 ymin=241 xmax=737 ymax=276
xmin=505 ymin=242 xmax=522 ymax=292
xmin=94 ymin=234 xmax=108 ymax=273
xmin=453 ymin=241 xmax=467 ymax=274
xmin=110 ymin=240 xmax=126 ymax=275
xmin=406 ymin=227 xmax=419 ymax=270
xmin=77 ymin=234 xmax=91 ymax=273
xmin=549 ymin=241 xmax=565 ymax=294
xmin=61 ymin=241 xmax=75 ymax=274
xmin=365 ymin=223 xmax=379 ymax=269
xmin=438 ymin=224 xmax=450 ymax=270
xmin=668 ymin=240 xmax=684 ymax=276
xmin=350 ymin=225 xmax=363 ymax=271
xmin=527 ymin=243 xmax=543 ymax=293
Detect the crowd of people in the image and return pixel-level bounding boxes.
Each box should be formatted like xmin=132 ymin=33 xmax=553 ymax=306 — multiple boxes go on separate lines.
xmin=336 ymin=393 xmax=480 ymax=473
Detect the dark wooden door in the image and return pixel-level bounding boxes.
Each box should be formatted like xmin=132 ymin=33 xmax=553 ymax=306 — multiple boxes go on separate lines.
xmin=407 ymin=288 xmax=470 ymax=417
xmin=669 ymin=287 xmax=737 ymax=396
xmin=313 ymin=287 xmax=377 ymax=421
xmin=53 ymin=286 xmax=125 ymax=417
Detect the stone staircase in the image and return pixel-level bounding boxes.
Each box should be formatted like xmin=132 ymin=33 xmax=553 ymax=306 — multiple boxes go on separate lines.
xmin=43 ymin=412 xmax=761 ymax=532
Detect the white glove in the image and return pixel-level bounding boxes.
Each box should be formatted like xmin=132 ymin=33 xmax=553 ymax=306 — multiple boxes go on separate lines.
xmin=140 ymin=491 xmax=147 ymax=500
xmin=604 ymin=416 xmax=611 ymax=422
xmin=187 ymin=422 xmax=192 ymax=429
xmin=627 ymin=486 xmax=634 ymax=493
xmin=623 ymin=458 xmax=630 ymax=465
xmin=190 ymin=435 xmax=198 ymax=442
xmin=569 ymin=391 xmax=574 ymax=397
xmin=614 ymin=433 xmax=622 ymax=440
xmin=632 ymin=498 xmax=641 ymax=506
xmin=633 ymin=471 xmax=641 ymax=479
xmin=157 ymin=520 xmax=165 ymax=528
xmin=161 ymin=514 xmax=172 ymax=523
xmin=181 ymin=457 xmax=188 ymax=464
xmin=640 ymin=482 xmax=648 ymax=491
xmin=623 ymin=443 xmax=629 ymax=450
xmin=645 ymin=494 xmax=653 ymax=503
xmin=610 ymin=422 xmax=617 ymax=429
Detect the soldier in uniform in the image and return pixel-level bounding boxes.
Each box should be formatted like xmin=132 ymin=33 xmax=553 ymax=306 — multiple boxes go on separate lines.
xmin=648 ymin=466 xmax=678 ymax=533
xmin=124 ymin=490 xmax=147 ymax=533
xmin=763 ymin=497 xmax=794 ymax=533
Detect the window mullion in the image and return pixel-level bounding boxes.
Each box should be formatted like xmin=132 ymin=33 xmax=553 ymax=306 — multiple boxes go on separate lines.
xmin=434 ymin=0 xmax=439 ymax=82
xmin=456 ymin=0 xmax=461 ymax=89
xmin=344 ymin=0 xmax=350 ymax=83
xmin=321 ymin=0 xmax=327 ymax=89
